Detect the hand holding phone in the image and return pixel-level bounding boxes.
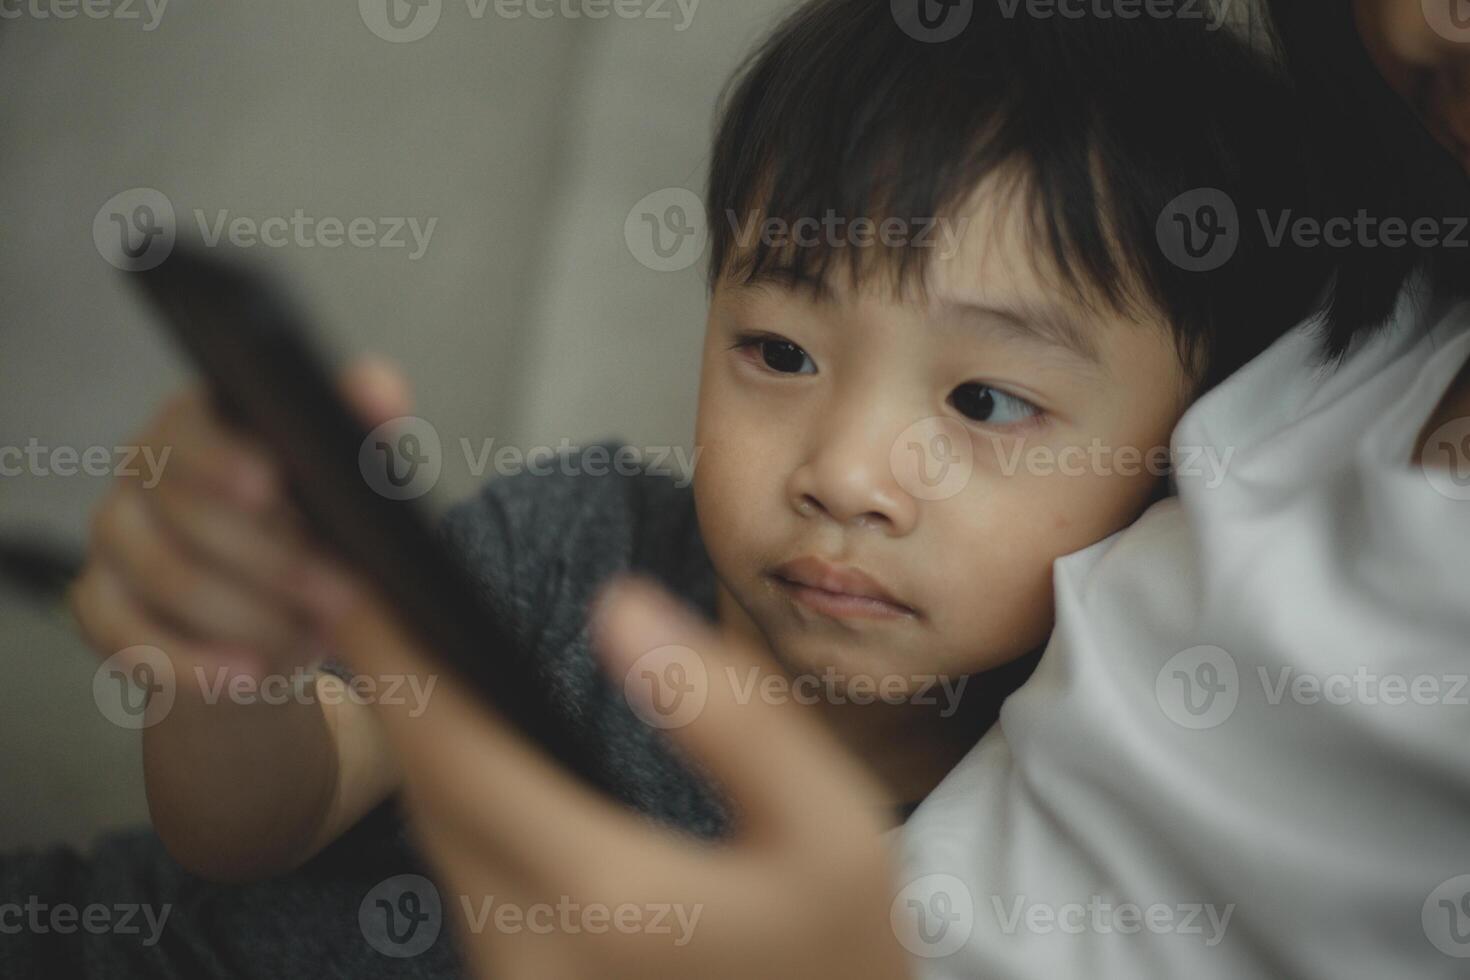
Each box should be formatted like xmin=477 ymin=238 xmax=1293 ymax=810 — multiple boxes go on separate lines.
xmin=123 ymin=243 xmax=602 ymax=791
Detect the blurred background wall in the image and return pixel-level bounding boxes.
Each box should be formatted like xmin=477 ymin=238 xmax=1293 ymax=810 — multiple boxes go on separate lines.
xmin=0 ymin=0 xmax=797 ymax=850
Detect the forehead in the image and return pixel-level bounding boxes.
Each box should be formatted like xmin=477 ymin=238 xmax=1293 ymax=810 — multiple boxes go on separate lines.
xmin=924 ymin=170 xmax=1145 ymax=323
xmin=718 ymin=170 xmax=1168 ymax=371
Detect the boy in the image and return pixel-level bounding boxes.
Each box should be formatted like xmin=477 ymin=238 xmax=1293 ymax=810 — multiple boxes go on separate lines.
xmin=53 ymin=0 xmax=1333 ymax=974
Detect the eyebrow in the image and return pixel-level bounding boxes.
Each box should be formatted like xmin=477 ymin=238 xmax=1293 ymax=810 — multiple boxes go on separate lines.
xmin=938 ymin=296 xmax=1105 ymax=370
xmin=726 ymin=267 xmax=1106 ymax=372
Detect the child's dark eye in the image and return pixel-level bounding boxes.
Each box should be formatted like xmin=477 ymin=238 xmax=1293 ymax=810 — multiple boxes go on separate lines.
xmin=950 ymin=383 xmax=1042 ymax=427
xmin=730 ymin=333 xmax=816 ymax=375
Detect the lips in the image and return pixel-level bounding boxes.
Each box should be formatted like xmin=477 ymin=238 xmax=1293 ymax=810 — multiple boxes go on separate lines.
xmin=771 ymin=555 xmax=916 ymax=617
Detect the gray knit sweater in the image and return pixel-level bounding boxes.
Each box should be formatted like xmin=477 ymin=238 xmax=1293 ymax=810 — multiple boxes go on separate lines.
xmin=0 ymin=439 xmax=728 ymax=978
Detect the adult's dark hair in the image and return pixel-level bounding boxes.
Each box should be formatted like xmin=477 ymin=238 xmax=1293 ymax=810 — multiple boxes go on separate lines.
xmin=707 ymin=0 xmax=1335 ymax=392
xmin=1262 ymin=0 xmax=1470 ymax=359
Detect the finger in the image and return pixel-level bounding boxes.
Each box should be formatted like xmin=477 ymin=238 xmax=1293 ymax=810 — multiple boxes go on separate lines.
xmin=340 ymin=354 xmax=413 ymax=428
xmin=143 ymin=387 xmax=280 ymax=512
xmin=91 ymin=483 xmax=314 ymax=660
xmin=307 ymin=569 xmax=669 ymax=884
xmin=68 ymin=558 xmax=262 ymax=678
xmin=143 ymin=470 xmax=338 ymax=614
xmin=588 ymin=574 xmax=887 ymax=846
xmin=139 ymin=354 xmax=409 ymax=513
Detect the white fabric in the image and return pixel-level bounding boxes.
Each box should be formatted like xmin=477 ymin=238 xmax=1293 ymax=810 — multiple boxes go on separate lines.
xmin=897 ymin=282 xmax=1470 ymax=980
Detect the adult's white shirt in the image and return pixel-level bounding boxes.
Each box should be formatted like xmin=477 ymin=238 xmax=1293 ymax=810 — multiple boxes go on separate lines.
xmin=896 ymin=280 xmax=1470 ymax=979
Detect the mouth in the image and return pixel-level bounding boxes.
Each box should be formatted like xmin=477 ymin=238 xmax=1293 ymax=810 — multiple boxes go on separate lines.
xmin=768 ymin=556 xmax=918 ymax=621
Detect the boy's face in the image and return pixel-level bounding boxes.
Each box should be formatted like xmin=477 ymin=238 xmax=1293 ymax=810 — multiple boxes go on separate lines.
xmin=692 ymin=182 xmax=1192 ymax=689
xmin=1355 ymin=0 xmax=1470 ymax=175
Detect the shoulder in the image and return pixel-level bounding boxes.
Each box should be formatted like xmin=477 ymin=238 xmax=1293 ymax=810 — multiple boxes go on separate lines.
xmin=440 ymin=439 xmax=694 ymax=553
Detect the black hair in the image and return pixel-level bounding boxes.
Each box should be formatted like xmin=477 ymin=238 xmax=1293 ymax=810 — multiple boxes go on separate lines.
xmin=706 ymin=0 xmax=1336 ymax=392
xmin=1262 ymin=0 xmax=1470 ymax=359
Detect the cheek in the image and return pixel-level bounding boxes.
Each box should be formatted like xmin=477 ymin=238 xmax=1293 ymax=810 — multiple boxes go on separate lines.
xmin=693 ymin=383 xmax=778 ymax=571
xmin=919 ymin=461 xmax=1164 ymax=672
xmin=919 ymin=483 xmax=1061 ymax=670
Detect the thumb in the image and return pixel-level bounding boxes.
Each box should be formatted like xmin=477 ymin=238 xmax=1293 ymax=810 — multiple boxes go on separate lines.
xmin=588 ymin=573 xmax=886 ymax=845
xmin=339 ymin=353 xmax=413 ymax=429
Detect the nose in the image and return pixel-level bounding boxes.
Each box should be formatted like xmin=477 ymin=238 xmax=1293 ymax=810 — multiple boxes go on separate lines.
xmin=785 ymin=413 xmax=919 ymax=535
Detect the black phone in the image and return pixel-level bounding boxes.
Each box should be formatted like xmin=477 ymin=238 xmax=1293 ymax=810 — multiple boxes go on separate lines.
xmin=126 ymin=243 xmax=599 ymax=789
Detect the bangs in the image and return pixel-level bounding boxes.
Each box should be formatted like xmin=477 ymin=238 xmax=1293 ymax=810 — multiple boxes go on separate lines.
xmin=706 ymin=0 xmax=1334 ymax=389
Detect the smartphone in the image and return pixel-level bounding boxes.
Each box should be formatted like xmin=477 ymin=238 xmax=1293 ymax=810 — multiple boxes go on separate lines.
xmin=126 ymin=243 xmax=600 ymax=789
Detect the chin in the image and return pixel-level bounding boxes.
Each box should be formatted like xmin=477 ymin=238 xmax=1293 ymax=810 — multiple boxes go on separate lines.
xmin=760 ymin=622 xmax=916 ymax=681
